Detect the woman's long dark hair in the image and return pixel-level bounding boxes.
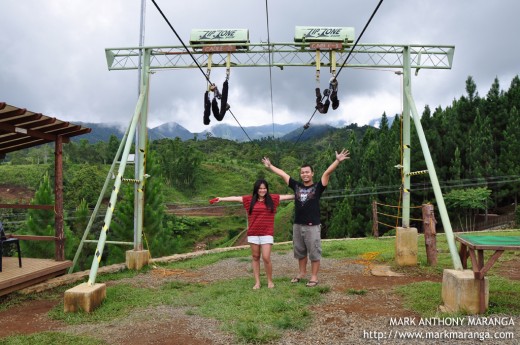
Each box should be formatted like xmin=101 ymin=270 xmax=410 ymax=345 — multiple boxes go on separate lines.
xmin=249 ymin=179 xmax=275 ymax=215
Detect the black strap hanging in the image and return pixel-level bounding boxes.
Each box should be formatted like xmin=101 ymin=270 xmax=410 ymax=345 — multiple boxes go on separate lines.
xmin=329 ymin=51 xmax=339 ymax=110
xmin=211 ymin=84 xmax=221 ymax=120
xmin=203 ymin=91 xmax=211 ymax=125
xmin=218 ymin=79 xmax=229 ymax=120
xmin=203 ymin=54 xmax=214 ymax=125
xmin=330 ymin=78 xmax=339 ymax=110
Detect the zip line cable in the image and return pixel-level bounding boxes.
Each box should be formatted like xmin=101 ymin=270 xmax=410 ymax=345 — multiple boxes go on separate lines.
xmin=150 ymin=0 xmax=209 ymax=84
xmin=2 ymin=174 xmax=517 ymax=224
xmin=293 ymin=0 xmax=385 ymax=146
xmin=322 ymin=175 xmax=520 ymax=200
xmin=324 ymin=174 xmax=520 ymax=196
xmin=333 ymin=0 xmax=384 ymax=80
xmin=228 ymin=108 xmax=252 ymax=141
xmin=265 ymin=0 xmax=276 ymax=139
xmin=150 ymin=0 xmax=253 ymax=142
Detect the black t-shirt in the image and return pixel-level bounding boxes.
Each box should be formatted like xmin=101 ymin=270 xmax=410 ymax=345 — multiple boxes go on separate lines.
xmin=288 ymin=177 xmax=326 ymax=225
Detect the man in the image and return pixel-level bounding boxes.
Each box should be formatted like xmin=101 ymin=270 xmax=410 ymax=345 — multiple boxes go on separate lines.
xmin=262 ymin=149 xmax=350 ymax=287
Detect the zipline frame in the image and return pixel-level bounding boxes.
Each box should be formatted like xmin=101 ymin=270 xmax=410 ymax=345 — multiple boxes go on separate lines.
xmin=78 ymin=41 xmax=461 ymax=285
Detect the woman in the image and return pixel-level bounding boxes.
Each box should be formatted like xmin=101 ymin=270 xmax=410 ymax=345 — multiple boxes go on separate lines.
xmin=211 ymin=179 xmax=294 ymax=289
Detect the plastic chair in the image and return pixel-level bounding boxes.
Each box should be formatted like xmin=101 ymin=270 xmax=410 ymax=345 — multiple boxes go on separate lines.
xmin=0 ymin=221 xmax=22 ymax=272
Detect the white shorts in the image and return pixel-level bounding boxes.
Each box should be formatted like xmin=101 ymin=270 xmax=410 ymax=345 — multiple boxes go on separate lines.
xmin=247 ymin=235 xmax=274 ymax=245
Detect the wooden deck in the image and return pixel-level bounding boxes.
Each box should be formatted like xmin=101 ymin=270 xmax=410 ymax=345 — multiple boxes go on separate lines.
xmin=0 ymin=257 xmax=72 ymax=297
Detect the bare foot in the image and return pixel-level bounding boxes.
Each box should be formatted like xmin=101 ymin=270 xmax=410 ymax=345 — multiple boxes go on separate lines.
xmin=253 ymin=284 xmax=261 ymax=290
xmin=268 ymin=282 xmax=275 ymax=289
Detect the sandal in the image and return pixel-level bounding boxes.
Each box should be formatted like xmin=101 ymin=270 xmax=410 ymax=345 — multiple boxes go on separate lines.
xmin=290 ymin=277 xmax=301 ymax=283
xmin=306 ymin=280 xmax=319 ymax=287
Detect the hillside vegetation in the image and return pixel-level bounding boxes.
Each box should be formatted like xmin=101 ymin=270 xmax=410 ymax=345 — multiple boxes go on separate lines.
xmin=1 ymin=75 xmax=520 ymax=268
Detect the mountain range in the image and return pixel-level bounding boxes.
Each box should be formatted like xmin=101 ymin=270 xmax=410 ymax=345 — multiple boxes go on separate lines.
xmin=75 ymin=116 xmax=387 ymax=143
xmin=75 ymin=121 xmax=339 ymax=143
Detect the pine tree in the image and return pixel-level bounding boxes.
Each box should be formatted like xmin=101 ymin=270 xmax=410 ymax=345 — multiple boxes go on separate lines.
xmin=498 ymin=106 xmax=520 ymax=205
xmin=72 ymin=199 xmax=90 ymax=270
xmin=328 ymin=176 xmax=354 ymax=238
xmin=20 ymin=172 xmax=77 ymax=260
xmin=142 ymin=150 xmax=171 ymax=257
xmin=468 ymin=108 xmax=494 ymax=178
xmin=110 ymin=148 xmax=171 ymax=263
xmin=21 ymin=172 xmax=55 ymax=258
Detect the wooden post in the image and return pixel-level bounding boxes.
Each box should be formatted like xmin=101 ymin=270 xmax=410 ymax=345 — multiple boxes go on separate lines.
xmin=55 ymin=136 xmax=65 ymax=261
xmin=372 ymin=200 xmax=379 ymax=238
xmin=422 ymin=203 xmax=437 ymax=266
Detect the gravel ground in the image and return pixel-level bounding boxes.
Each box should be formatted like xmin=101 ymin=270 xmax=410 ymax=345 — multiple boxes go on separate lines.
xmin=60 ymin=251 xmax=519 ymax=345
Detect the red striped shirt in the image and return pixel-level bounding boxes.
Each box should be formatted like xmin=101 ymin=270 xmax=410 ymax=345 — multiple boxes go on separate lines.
xmin=242 ymin=194 xmax=280 ymax=236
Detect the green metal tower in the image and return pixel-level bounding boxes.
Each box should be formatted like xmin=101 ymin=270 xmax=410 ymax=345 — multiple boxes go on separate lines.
xmin=74 ymin=36 xmax=462 ymax=285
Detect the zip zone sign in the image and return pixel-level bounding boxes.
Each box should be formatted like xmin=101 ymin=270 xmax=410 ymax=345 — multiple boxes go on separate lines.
xmin=190 ymin=29 xmax=249 ymax=45
xmin=294 ymin=26 xmax=355 ymax=43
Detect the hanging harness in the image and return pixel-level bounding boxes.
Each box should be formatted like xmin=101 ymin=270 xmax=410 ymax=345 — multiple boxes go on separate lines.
xmin=314 ymin=50 xmax=340 ymax=114
xmin=203 ymin=53 xmax=231 ymax=125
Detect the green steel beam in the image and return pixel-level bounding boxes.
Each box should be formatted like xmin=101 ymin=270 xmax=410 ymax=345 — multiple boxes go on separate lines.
xmin=87 ymin=90 xmax=146 ymax=286
xmin=402 ymin=47 xmax=412 ymax=228
xmin=105 ymin=43 xmax=455 ymax=71
xmin=404 ymin=87 xmax=463 ymax=270
xmin=134 ymin=49 xmax=151 ymax=251
xmin=68 ymin=107 xmax=134 ymax=274
xmin=83 ymin=240 xmax=134 ymax=245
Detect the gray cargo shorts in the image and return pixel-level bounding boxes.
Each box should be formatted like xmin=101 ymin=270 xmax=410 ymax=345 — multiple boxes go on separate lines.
xmin=292 ymin=224 xmax=322 ymax=261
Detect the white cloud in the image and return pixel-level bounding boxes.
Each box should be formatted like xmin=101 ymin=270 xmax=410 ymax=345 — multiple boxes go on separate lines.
xmin=1 ymin=0 xmax=519 ymax=135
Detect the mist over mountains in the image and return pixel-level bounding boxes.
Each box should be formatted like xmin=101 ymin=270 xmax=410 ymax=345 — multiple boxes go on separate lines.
xmin=75 ymin=121 xmax=369 ymax=143
xmin=75 ymin=115 xmax=388 ymax=143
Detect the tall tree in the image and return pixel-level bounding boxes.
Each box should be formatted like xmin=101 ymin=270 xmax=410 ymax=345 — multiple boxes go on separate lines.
xmin=21 ymin=173 xmax=55 ymax=258
xmin=70 ymin=199 xmax=89 ymax=269
xmin=328 ymin=176 xmax=354 ymax=238
xmin=498 ymin=106 xmax=520 ymax=205
xmin=468 ymin=108 xmax=494 ymax=178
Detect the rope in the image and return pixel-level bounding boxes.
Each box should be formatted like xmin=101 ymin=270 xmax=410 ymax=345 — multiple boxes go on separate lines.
xmin=142 ymin=227 xmax=152 ymax=261
xmin=218 ymin=227 xmax=247 ymax=248
xmin=377 ymin=211 xmax=423 ymax=222
xmin=228 ymin=108 xmax=252 ymax=142
xmin=376 ymin=220 xmax=397 ymax=229
xmin=377 ymin=211 xmax=401 ymax=219
xmin=150 ymin=0 xmax=253 ymax=142
xmin=375 ymin=201 xmax=422 ymax=209
xmin=294 ymin=0 xmax=385 ymax=146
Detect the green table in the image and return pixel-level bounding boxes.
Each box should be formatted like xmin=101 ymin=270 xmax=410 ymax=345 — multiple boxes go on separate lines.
xmin=455 ymin=234 xmax=520 ymax=314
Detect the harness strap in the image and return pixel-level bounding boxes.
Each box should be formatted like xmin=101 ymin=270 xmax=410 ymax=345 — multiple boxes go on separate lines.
xmin=225 ymin=52 xmax=231 ymax=80
xmin=329 ymin=50 xmax=339 ymax=110
xmin=315 ymin=50 xmax=321 ymax=87
xmin=206 ymin=54 xmax=213 ymax=91
xmin=217 ymin=80 xmax=229 ymax=121
xmin=203 ymin=91 xmax=211 ymax=125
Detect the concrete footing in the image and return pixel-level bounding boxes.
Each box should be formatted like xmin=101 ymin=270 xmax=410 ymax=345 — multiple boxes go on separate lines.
xmin=395 ymin=227 xmax=417 ymax=266
xmin=441 ymin=269 xmax=488 ymax=314
xmin=64 ymin=282 xmax=106 ymax=313
xmin=126 ymin=249 xmax=150 ymax=270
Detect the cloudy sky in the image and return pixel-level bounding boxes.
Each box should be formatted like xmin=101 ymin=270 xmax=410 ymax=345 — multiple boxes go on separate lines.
xmin=1 ymin=1 xmax=519 ymax=134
